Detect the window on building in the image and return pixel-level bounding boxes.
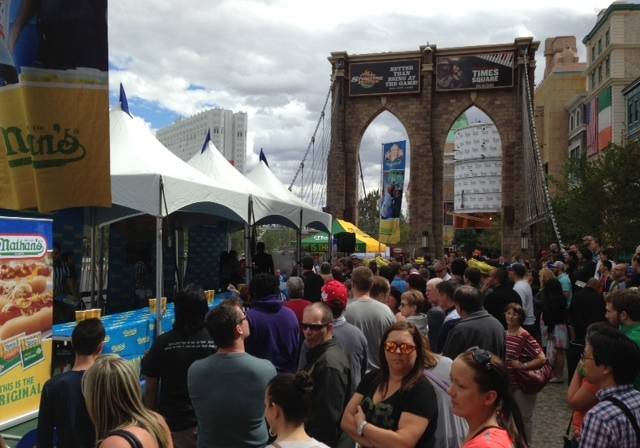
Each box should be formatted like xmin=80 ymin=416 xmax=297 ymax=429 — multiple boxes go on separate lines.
xmin=591 ymin=71 xmax=597 ymax=89
xmin=598 ymin=39 xmax=602 ymax=55
xmin=605 ymin=30 xmax=610 ymax=46
xmin=605 ymin=57 xmax=610 ymax=77
xmin=570 ymin=115 xmax=574 ymax=131
xmin=598 ymin=65 xmax=602 ymax=83
xmin=577 ymin=109 xmax=581 ymax=125
xmin=591 ymin=46 xmax=596 ymax=62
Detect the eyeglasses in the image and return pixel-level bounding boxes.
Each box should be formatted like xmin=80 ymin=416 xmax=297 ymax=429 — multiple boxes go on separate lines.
xmin=580 ymin=352 xmax=594 ymax=361
xmin=301 ymin=323 xmax=328 ymax=331
xmin=466 ymin=346 xmax=494 ymax=370
xmin=384 ymin=341 xmax=416 ymax=354
xmin=237 ymin=313 xmax=247 ymax=325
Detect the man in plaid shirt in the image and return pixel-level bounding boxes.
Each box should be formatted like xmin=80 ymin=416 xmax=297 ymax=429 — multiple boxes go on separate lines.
xmin=580 ymin=323 xmax=640 ymax=448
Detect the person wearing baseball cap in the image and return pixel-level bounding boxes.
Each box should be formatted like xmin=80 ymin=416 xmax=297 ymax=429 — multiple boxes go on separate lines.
xmin=298 ymin=280 xmax=368 ymax=395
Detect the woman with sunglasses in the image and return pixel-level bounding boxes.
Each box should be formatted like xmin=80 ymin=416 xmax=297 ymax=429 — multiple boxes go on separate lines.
xmin=341 ymin=321 xmax=438 ymax=447
xmin=449 ymin=348 xmax=527 ymax=448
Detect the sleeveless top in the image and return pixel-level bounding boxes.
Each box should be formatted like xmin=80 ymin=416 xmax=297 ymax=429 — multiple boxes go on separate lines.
xmin=101 ymin=429 xmax=144 ymax=448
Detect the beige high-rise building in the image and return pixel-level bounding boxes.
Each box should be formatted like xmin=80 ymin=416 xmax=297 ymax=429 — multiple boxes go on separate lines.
xmin=157 ymin=108 xmax=248 ymax=172
xmin=534 ymin=36 xmax=586 ymax=193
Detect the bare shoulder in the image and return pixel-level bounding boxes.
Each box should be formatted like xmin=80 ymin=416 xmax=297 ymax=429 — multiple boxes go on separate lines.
xmin=100 ymin=426 xmax=161 ymax=448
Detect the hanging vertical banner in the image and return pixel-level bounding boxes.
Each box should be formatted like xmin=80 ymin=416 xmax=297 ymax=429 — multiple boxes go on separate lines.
xmin=379 ymin=141 xmax=406 ymax=244
xmin=0 ymin=0 xmax=111 ymax=212
xmin=0 ymin=216 xmax=53 ymax=428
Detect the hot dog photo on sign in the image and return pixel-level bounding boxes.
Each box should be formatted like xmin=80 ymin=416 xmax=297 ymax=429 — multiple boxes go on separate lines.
xmin=0 ymin=235 xmax=53 ymax=342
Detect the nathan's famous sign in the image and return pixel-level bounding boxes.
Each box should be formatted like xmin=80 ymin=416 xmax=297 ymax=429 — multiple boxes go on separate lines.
xmin=436 ymin=51 xmax=514 ymax=91
xmin=0 ymin=0 xmax=111 ymax=212
xmin=350 ymin=60 xmax=420 ymax=96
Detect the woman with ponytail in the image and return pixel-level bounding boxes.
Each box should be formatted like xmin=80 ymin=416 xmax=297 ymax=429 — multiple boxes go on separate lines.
xmin=449 ymin=347 xmax=527 ymax=448
xmin=264 ymin=371 xmax=330 ymax=448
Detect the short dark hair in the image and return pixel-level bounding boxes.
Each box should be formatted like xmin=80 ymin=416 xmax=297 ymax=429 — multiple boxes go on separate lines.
xmin=378 ymin=265 xmax=394 ymax=282
xmin=320 ymin=262 xmax=331 ymax=275
xmin=331 ymin=266 xmax=345 ymax=282
xmin=407 ymin=274 xmax=427 ymax=295
xmin=174 ymin=284 xmax=209 ymax=335
xmin=267 ymin=371 xmax=314 ymax=425
xmin=351 ymin=266 xmax=373 ymax=292
xmin=436 ymin=279 xmax=458 ymax=300
xmin=451 ymin=258 xmax=468 ymax=277
xmin=250 ymin=273 xmax=280 ymax=300
xmin=72 ymin=318 xmax=105 ymax=355
xmin=453 ymin=285 xmax=483 ymax=313
xmin=205 ymin=299 xmax=242 ymax=348
xmin=370 ymin=276 xmax=390 ymax=299
xmin=302 ymin=256 xmax=314 ymax=270
xmin=611 ymin=289 xmax=640 ymax=321
xmin=493 ymin=268 xmax=509 ymax=286
xmin=256 ymin=242 xmax=265 ymax=252
xmin=368 ymin=260 xmax=378 ymax=275
xmin=602 ymin=260 xmax=612 ymax=271
xmin=587 ymin=323 xmax=640 ymax=385
xmin=464 ymin=267 xmax=482 ymax=286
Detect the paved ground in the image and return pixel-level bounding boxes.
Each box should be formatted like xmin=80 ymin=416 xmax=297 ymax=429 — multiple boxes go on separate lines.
xmin=531 ymin=380 xmax=572 ymax=448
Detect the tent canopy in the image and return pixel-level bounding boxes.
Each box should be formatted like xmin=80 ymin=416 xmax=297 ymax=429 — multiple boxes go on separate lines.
xmin=245 ymin=161 xmax=332 ymax=233
xmin=302 ymin=219 xmax=388 ymax=253
xmin=188 ymin=142 xmax=301 ymax=228
xmin=105 ymin=108 xmax=251 ymax=225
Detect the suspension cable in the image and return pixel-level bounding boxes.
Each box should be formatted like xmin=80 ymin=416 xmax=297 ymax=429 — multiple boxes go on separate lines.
xmin=521 ymin=46 xmax=566 ymax=253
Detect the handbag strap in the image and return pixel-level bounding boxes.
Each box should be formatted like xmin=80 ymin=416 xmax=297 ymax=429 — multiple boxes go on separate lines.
xmin=564 ymin=412 xmax=574 ymax=437
xmin=101 ymin=430 xmax=144 ymax=448
xmin=605 ymin=396 xmax=640 ymax=441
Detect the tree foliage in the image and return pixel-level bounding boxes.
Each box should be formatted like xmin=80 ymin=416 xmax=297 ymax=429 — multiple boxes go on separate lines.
xmin=552 ymin=142 xmax=640 ymax=253
xmin=357 ymin=189 xmax=380 ymax=237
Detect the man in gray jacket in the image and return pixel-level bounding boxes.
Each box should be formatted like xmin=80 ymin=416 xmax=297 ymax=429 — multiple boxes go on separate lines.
xmin=442 ymin=285 xmax=505 ymax=359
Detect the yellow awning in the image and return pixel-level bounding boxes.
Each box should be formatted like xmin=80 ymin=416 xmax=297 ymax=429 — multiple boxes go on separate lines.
xmin=335 ymin=219 xmax=388 ymax=253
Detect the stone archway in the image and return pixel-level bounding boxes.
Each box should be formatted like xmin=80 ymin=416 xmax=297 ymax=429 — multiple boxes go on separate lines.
xmin=327 ymin=38 xmax=538 ymax=257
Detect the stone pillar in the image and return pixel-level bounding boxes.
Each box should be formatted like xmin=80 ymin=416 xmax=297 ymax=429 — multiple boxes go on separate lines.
xmin=327 ymin=53 xmax=347 ymax=219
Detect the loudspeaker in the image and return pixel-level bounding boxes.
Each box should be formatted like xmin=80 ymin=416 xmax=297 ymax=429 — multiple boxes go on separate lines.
xmin=336 ymin=232 xmax=356 ymax=253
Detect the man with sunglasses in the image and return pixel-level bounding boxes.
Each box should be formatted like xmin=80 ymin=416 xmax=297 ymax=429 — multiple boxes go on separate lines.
xmin=301 ymin=302 xmax=351 ymax=447
xmin=188 ymin=300 xmax=277 ymax=448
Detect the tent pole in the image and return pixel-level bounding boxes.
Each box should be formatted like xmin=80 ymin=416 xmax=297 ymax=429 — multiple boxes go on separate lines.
xmin=97 ymin=225 xmax=105 ymax=311
xmin=89 ymin=207 xmax=97 ymax=308
xmin=156 ymin=178 xmax=164 ymax=336
xmin=245 ymin=196 xmax=253 ymax=284
xmin=297 ymin=209 xmax=303 ymax=272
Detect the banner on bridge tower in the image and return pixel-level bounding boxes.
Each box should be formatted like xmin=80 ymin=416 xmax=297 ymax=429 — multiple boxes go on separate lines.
xmin=435 ymin=51 xmax=514 ymax=91
xmin=0 ymin=0 xmax=111 ymax=212
xmin=379 ymin=141 xmax=406 ymax=244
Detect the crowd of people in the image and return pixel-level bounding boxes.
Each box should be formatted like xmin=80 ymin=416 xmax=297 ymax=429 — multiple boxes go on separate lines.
xmin=33 ymin=238 xmax=640 ymax=448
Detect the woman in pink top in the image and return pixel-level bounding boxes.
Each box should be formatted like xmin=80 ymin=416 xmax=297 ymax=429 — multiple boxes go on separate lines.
xmin=449 ymin=348 xmax=527 ymax=448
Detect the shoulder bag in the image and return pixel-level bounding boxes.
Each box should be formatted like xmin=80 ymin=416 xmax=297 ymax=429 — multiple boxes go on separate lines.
xmin=513 ymin=333 xmax=553 ymax=394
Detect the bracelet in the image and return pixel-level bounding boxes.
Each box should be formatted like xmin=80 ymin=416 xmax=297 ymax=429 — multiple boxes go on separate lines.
xmin=357 ymin=420 xmax=369 ymax=436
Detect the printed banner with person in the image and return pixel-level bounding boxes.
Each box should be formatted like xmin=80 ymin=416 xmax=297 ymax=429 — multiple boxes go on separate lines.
xmin=379 ymin=141 xmax=406 ymax=244
xmin=0 ymin=216 xmax=53 ymax=428
xmin=0 ymin=0 xmax=111 ymax=212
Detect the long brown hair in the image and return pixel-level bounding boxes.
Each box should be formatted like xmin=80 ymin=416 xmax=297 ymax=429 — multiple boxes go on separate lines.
xmin=375 ymin=321 xmax=432 ymax=397
xmin=82 ymin=355 xmax=170 ymax=448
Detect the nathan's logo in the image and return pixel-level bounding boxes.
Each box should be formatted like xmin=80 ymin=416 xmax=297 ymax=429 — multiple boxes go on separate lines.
xmin=1 ymin=124 xmax=86 ymax=169
xmin=0 ymin=235 xmax=47 ymax=258
xmin=352 ymin=69 xmax=383 ymax=89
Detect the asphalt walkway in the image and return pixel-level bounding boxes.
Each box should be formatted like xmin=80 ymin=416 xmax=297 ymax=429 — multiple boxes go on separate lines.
xmin=531 ymin=380 xmax=572 ymax=448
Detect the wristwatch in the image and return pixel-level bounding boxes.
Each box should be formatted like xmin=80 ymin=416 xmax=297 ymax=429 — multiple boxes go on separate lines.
xmin=357 ymin=420 xmax=369 ymax=436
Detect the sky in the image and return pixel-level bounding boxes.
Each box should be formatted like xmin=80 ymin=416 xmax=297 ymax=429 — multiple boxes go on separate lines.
xmin=107 ymin=0 xmax=619 ymax=202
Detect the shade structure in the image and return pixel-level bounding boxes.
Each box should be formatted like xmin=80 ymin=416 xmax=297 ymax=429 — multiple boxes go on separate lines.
xmin=188 ymin=142 xmax=301 ymax=228
xmin=245 ymin=161 xmax=332 ymax=233
xmin=333 ymin=219 xmax=388 ymax=253
xmin=302 ymin=220 xmax=388 ymax=254
xmin=106 ymin=108 xmax=251 ymax=224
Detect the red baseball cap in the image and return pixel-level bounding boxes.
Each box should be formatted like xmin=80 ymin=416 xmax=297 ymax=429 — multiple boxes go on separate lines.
xmin=321 ymin=280 xmax=348 ymax=309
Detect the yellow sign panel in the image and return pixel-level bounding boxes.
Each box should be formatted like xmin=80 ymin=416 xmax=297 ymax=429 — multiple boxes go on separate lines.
xmin=0 ymin=338 xmax=52 ymax=427
xmin=379 ymin=218 xmax=401 ymax=244
xmin=0 ymin=85 xmax=111 ymax=211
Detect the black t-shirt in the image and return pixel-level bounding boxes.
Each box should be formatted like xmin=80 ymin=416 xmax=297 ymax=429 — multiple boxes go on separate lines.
xmin=141 ymin=327 xmax=215 ymax=431
xmin=356 ymin=370 xmax=438 ymax=448
xmin=37 ymin=370 xmax=95 ymax=448
xmin=303 ymin=271 xmax=325 ymax=302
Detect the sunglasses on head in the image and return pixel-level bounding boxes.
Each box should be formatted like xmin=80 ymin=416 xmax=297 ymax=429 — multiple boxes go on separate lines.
xmin=301 ymin=323 xmax=328 ymax=331
xmin=384 ymin=341 xmax=416 ymax=354
xmin=466 ymin=346 xmax=494 ymax=370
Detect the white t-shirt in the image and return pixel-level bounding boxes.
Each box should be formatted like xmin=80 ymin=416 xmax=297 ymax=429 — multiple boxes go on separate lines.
xmin=513 ymin=279 xmax=535 ymax=325
xmin=266 ymin=439 xmax=330 ymax=448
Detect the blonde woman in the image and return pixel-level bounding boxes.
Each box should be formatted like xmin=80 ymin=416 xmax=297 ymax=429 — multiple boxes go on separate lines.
xmin=83 ymin=355 xmax=173 ymax=448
